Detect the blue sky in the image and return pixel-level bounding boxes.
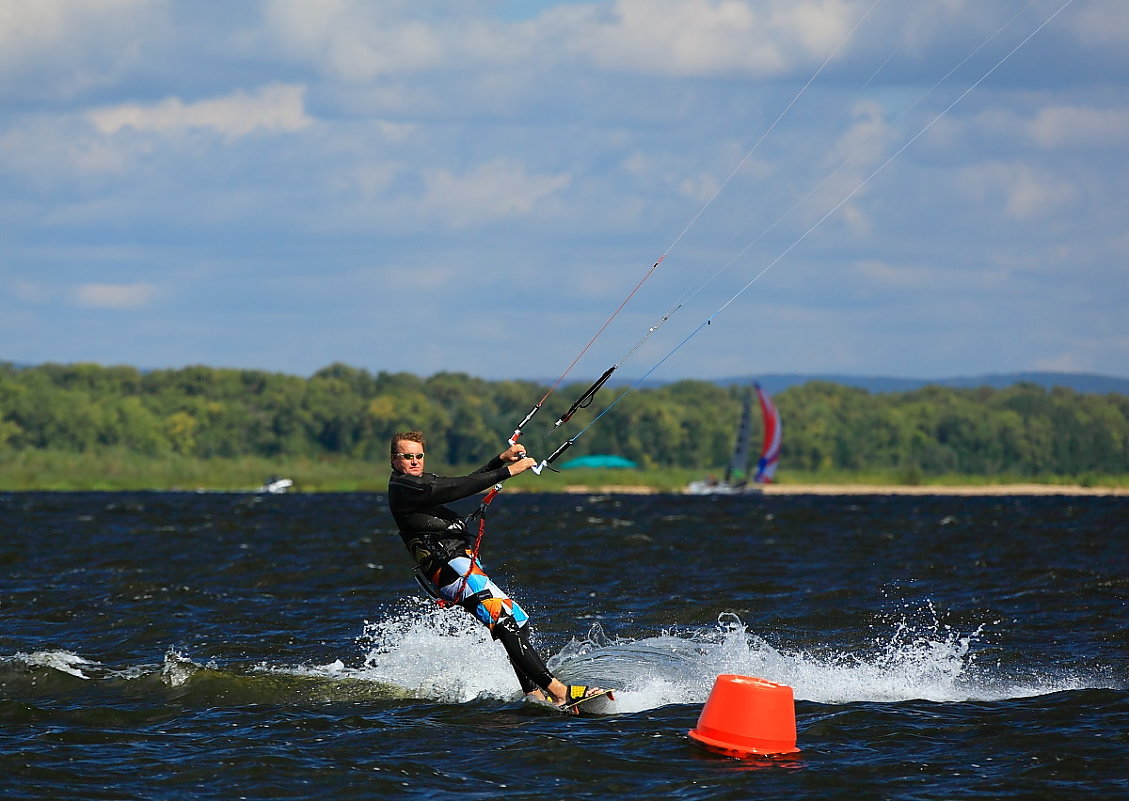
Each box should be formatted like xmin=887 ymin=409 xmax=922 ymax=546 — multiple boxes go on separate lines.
xmin=2 ymin=0 xmax=1126 ymax=382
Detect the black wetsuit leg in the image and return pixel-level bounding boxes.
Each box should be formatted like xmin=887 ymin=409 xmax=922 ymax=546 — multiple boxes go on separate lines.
xmin=493 ymin=615 xmax=553 ymax=694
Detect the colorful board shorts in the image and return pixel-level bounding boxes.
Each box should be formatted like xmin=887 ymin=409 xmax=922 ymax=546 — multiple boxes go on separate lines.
xmin=431 ymin=552 xmax=530 ymax=631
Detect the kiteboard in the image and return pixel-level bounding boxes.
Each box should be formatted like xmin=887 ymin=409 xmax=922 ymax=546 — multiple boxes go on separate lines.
xmin=524 ymin=687 xmax=617 ymax=716
xmin=557 ymin=687 xmax=616 ymax=714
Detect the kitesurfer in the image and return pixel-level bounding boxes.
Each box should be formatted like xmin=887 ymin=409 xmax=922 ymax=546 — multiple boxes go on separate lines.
xmin=386 ymin=430 xmax=604 ymax=711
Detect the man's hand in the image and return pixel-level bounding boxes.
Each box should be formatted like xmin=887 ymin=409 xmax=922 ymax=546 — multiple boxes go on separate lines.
xmin=499 ymin=443 xmax=529 ymax=462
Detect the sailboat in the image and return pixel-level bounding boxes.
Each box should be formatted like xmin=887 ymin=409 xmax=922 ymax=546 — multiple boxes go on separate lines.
xmin=686 ymin=383 xmax=781 ymax=495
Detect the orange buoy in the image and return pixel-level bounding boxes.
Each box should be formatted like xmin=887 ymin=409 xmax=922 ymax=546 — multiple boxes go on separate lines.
xmin=688 ymin=674 xmax=800 ymax=757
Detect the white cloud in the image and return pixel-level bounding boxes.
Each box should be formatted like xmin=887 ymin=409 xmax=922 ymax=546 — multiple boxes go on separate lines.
xmin=257 ymin=0 xmax=859 ymax=84
xmin=0 ymin=0 xmax=147 ymax=64
xmin=330 ymin=161 xmax=402 ymax=200
xmin=849 ymin=258 xmax=999 ymax=295
xmin=853 ymin=259 xmax=922 ymax=288
xmin=0 ymin=115 xmax=134 ymax=185
xmin=560 ymin=0 xmax=854 ymax=77
xmin=87 ymin=84 xmax=313 ymax=139
xmin=261 ymin=0 xmax=456 ymax=81
xmin=800 ymin=99 xmax=895 ymax=236
xmin=420 ymin=160 xmax=571 ymax=227
xmin=0 ymin=0 xmax=70 ymax=60
xmin=71 ymin=283 xmax=157 ymax=310
xmin=10 ymin=280 xmax=52 ymax=304
xmin=971 ymin=105 xmax=1129 ymax=151
xmin=1033 ymin=351 xmax=1092 ymax=373
xmin=956 ymin=162 xmax=1077 ymax=222
xmin=838 ymin=203 xmax=872 ymax=238
xmin=1001 ymin=165 xmax=1077 ymax=221
xmin=1028 ymin=106 xmax=1129 ymax=149
xmin=2 ymin=2 xmax=1128 ymax=380
xmin=0 ymin=0 xmax=158 ymax=100
xmin=374 ymin=121 xmax=417 ymax=142
xmin=677 ymin=172 xmax=726 ymax=205
xmin=1069 ymin=1 xmax=1129 ymax=48
xmin=825 ymin=100 xmax=891 ymax=169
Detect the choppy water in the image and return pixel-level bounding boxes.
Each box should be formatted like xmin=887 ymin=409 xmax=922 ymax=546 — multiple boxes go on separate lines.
xmin=2 ymin=491 xmax=1126 ymax=800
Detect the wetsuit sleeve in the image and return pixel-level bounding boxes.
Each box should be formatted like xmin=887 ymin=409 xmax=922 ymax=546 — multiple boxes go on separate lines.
xmin=472 ymin=456 xmax=507 ymax=475
xmin=390 ymin=465 xmax=511 ymax=512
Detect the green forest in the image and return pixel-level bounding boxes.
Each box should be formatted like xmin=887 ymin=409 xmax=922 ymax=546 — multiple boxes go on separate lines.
xmin=1 ymin=361 xmax=1127 ymax=490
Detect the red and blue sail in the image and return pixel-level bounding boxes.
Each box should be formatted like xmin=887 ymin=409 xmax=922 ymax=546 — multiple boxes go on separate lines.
xmin=753 ymin=383 xmax=782 ymax=484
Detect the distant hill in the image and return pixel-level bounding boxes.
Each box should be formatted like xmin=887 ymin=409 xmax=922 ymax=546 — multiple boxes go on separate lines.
xmin=608 ymin=372 xmax=1129 ymax=396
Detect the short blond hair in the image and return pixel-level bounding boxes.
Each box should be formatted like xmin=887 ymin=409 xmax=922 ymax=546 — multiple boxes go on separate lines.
xmin=390 ymin=430 xmax=425 ymax=460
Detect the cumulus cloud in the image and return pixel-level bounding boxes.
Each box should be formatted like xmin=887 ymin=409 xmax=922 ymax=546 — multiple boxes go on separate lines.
xmin=71 ymin=283 xmax=157 ymax=310
xmin=87 ymin=84 xmax=313 ymax=139
xmin=1069 ymin=1 xmax=1129 ymax=48
xmin=825 ymin=100 xmax=892 ymax=168
xmin=956 ymin=161 xmax=1077 ymax=222
xmin=1028 ymin=105 xmax=1129 ymax=148
xmin=1000 ymin=165 xmax=1077 ymax=221
xmin=970 ymin=104 xmax=1129 ymax=151
xmin=420 ymin=160 xmax=571 ymax=227
xmin=0 ymin=0 xmax=159 ymax=100
xmin=260 ymin=0 xmax=465 ymax=81
xmin=256 ymin=0 xmax=859 ymax=83
xmin=1 ymin=1 xmax=1127 ymax=379
xmin=558 ymin=0 xmax=855 ymax=77
xmin=853 ymin=259 xmax=923 ymax=288
xmin=0 ymin=0 xmax=147 ymax=53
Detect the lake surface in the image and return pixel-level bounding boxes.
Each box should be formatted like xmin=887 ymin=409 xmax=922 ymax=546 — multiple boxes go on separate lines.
xmin=2 ymin=491 xmax=1126 ymax=800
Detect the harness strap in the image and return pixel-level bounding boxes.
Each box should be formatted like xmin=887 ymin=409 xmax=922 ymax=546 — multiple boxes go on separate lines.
xmin=412 ymin=566 xmax=445 ymax=602
xmin=415 ymin=484 xmax=503 ymax=608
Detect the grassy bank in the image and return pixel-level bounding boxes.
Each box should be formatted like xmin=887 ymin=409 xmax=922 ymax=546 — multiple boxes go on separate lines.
xmin=0 ymin=450 xmax=387 ymax=492
xmin=1 ymin=449 xmax=1126 ymax=493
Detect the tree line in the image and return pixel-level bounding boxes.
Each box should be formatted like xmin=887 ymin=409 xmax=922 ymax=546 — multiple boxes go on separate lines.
xmin=1 ymin=361 xmax=1127 ymax=478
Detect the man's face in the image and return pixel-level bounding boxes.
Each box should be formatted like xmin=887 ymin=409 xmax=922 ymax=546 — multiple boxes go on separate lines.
xmin=393 ymin=440 xmax=426 ymax=476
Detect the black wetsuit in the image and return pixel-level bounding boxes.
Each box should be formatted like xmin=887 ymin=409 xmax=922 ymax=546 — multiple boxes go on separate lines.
xmin=388 ymin=457 xmax=510 ymax=572
xmin=388 ymin=458 xmax=556 ymax=694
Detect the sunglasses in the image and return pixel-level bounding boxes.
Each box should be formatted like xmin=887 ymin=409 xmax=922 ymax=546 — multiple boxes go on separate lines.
xmin=396 ymin=452 xmax=425 ymax=461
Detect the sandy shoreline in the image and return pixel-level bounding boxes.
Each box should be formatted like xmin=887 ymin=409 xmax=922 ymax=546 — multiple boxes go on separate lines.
xmin=563 ymin=483 xmax=1128 ymax=496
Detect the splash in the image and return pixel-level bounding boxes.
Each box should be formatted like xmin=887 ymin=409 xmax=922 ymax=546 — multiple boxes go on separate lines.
xmin=351 ymin=597 xmax=524 ymax=703
xmin=325 ymin=599 xmax=1113 ymax=711
xmin=161 ymin=648 xmax=205 ymax=687
xmin=5 ymin=650 xmax=100 ymax=679
xmin=533 ymin=608 xmax=1103 ymax=711
xmin=0 ymin=600 xmax=1106 ymax=711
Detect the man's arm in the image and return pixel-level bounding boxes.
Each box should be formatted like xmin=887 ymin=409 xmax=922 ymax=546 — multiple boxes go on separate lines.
xmin=390 ymin=466 xmax=510 ymax=511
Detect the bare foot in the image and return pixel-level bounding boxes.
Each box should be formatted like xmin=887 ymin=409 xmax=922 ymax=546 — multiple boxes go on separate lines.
xmin=544 ymin=678 xmax=570 ymax=706
xmin=550 ymin=683 xmax=605 ymax=709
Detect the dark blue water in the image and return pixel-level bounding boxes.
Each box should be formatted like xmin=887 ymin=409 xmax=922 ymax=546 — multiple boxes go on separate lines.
xmin=2 ymin=491 xmax=1126 ymax=800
